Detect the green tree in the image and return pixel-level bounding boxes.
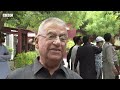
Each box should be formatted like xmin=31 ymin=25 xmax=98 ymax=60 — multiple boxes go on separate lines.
xmin=84 ymin=11 xmax=120 ymax=36
xmin=3 ymin=11 xmax=120 ymax=36
xmin=0 ymin=11 xmax=13 ymax=31
xmin=4 ymin=11 xmax=86 ymax=31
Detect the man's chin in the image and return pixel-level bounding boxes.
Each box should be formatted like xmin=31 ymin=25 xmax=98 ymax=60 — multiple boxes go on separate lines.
xmin=48 ymin=55 xmax=62 ymax=61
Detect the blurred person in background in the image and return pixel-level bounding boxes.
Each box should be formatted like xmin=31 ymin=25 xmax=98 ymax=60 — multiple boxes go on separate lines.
xmin=102 ymin=33 xmax=119 ymax=79
xmin=0 ymin=32 xmax=11 ymax=79
xmin=74 ymin=35 xmax=102 ymax=79
xmin=95 ymin=36 xmax=105 ymax=79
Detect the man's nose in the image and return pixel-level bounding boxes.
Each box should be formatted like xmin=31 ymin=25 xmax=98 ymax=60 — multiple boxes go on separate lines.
xmin=52 ymin=36 xmax=61 ymax=46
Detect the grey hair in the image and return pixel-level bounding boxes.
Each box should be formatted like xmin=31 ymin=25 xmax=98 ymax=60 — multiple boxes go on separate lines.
xmin=37 ymin=17 xmax=67 ymax=35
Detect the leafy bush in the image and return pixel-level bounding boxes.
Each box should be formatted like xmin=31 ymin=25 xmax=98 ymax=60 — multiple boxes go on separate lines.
xmin=6 ymin=46 xmax=14 ymax=54
xmin=66 ymin=39 xmax=75 ymax=52
xmin=14 ymin=51 xmax=38 ymax=68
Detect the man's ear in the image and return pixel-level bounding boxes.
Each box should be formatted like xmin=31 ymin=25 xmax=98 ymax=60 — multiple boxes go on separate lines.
xmin=35 ymin=37 xmax=39 ymax=49
xmin=35 ymin=44 xmax=39 ymax=49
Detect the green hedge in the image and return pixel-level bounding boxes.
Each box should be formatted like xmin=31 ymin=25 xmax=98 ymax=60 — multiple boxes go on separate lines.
xmin=14 ymin=51 xmax=38 ymax=68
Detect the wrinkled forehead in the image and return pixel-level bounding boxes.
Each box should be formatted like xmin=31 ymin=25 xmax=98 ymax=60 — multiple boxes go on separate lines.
xmin=41 ymin=22 xmax=68 ymax=35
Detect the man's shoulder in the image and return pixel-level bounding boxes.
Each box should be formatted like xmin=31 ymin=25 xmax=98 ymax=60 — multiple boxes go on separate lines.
xmin=77 ymin=46 xmax=82 ymax=50
xmin=7 ymin=65 xmax=32 ymax=79
xmin=7 ymin=67 xmax=25 ymax=79
xmin=64 ymin=67 xmax=82 ymax=79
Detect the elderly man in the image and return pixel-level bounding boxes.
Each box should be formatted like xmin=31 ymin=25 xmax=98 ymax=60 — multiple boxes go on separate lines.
xmin=0 ymin=32 xmax=11 ymax=79
xmin=7 ymin=17 xmax=82 ymax=79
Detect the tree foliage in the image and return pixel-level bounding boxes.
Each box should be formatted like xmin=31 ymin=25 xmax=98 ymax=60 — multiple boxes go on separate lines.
xmin=4 ymin=11 xmax=85 ymax=31
xmin=4 ymin=11 xmax=120 ymax=36
xmin=84 ymin=11 xmax=120 ymax=36
xmin=0 ymin=11 xmax=12 ymax=30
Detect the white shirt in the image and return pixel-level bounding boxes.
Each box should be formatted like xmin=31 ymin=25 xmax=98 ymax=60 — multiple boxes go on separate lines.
xmin=70 ymin=45 xmax=79 ymax=70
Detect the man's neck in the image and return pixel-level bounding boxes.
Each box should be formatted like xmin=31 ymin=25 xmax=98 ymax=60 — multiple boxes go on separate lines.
xmin=47 ymin=64 xmax=60 ymax=75
xmin=39 ymin=58 xmax=61 ymax=75
xmin=76 ymin=44 xmax=80 ymax=46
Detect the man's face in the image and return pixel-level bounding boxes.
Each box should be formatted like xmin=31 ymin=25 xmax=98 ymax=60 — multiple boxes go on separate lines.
xmin=98 ymin=41 xmax=104 ymax=47
xmin=79 ymin=38 xmax=83 ymax=45
xmin=36 ymin=23 xmax=68 ymax=64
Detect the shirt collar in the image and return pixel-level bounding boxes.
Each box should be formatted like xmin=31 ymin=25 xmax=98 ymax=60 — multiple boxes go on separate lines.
xmin=32 ymin=56 xmax=43 ymax=75
xmin=105 ymin=42 xmax=112 ymax=46
xmin=32 ymin=56 xmax=66 ymax=76
xmin=83 ymin=42 xmax=90 ymax=46
xmin=75 ymin=44 xmax=79 ymax=47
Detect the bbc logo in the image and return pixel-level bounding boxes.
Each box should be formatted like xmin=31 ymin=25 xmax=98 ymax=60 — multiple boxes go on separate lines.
xmin=2 ymin=13 xmax=13 ymax=17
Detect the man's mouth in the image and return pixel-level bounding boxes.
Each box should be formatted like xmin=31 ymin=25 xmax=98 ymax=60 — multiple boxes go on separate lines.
xmin=50 ymin=48 xmax=61 ymax=51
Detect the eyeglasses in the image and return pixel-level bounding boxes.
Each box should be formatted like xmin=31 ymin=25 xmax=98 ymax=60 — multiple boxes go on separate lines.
xmin=37 ymin=33 xmax=68 ymax=42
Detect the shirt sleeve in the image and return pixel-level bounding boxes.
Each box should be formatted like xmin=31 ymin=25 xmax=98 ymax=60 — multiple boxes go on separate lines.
xmin=67 ymin=46 xmax=73 ymax=64
xmin=74 ymin=47 xmax=80 ymax=70
xmin=93 ymin=46 xmax=102 ymax=54
xmin=106 ymin=46 xmax=115 ymax=68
